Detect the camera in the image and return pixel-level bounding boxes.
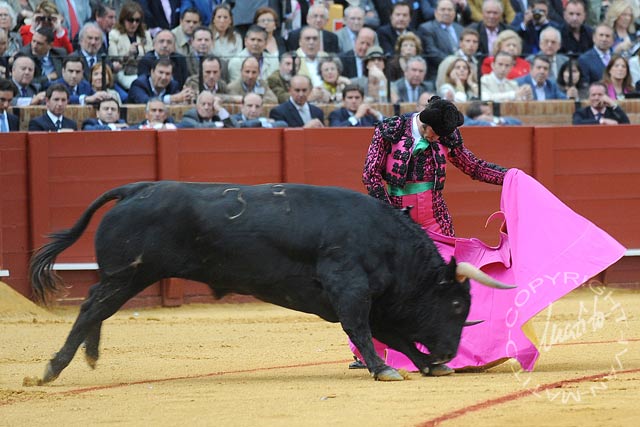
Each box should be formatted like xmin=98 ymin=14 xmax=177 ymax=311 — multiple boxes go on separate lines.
xmin=532 ymin=8 xmax=545 ymax=22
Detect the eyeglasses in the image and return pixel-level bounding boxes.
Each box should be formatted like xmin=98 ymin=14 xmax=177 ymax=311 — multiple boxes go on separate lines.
xmin=0 ymin=13 xmax=10 ymax=18
xmin=126 ymin=17 xmax=141 ymax=23
xmin=35 ymin=15 xmax=57 ymax=23
xmin=257 ymin=18 xmax=275 ymax=23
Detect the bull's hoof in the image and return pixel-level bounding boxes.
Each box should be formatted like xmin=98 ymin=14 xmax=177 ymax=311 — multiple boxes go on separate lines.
xmin=41 ymin=362 xmax=60 ymax=384
xmin=374 ymin=367 xmax=404 ymax=381
xmin=425 ymin=364 xmax=454 ymax=377
xmin=85 ymin=353 xmax=97 ymax=369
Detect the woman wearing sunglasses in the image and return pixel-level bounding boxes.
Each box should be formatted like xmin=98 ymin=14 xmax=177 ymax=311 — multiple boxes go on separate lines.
xmin=18 ymin=0 xmax=72 ymax=53
xmin=108 ymin=1 xmax=153 ymax=90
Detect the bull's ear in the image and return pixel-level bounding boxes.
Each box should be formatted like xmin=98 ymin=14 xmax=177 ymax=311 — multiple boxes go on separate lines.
xmin=446 ymin=257 xmax=463 ymax=284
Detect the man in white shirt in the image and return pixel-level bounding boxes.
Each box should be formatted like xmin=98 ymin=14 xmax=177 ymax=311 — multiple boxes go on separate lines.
xmin=481 ymin=51 xmax=532 ymax=101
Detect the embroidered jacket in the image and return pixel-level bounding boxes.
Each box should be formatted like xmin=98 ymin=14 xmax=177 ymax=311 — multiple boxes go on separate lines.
xmin=362 ymin=113 xmax=506 ymax=236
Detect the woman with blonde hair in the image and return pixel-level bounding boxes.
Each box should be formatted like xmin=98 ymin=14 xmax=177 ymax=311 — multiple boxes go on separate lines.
xmin=601 ymin=53 xmax=635 ymax=99
xmin=387 ymin=32 xmax=423 ymax=81
xmin=604 ymin=0 xmax=638 ymax=57
xmin=481 ymin=29 xmax=530 ymax=79
xmin=438 ymin=58 xmax=478 ymax=102
xmin=211 ymin=3 xmax=242 ymax=62
xmin=108 ymin=2 xmax=153 ymax=90
xmin=89 ymin=62 xmax=122 ymax=105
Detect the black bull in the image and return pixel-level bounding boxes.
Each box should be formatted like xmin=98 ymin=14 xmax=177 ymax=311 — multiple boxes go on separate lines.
xmin=30 ymin=181 xmax=513 ymax=384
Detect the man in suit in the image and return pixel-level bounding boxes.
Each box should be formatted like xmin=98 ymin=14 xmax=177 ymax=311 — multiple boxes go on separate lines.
xmin=418 ymin=0 xmax=464 ymax=81
xmin=184 ymin=55 xmax=229 ymax=96
xmin=227 ymin=25 xmax=279 ymax=83
xmin=140 ymin=0 xmax=181 ymax=37
xmin=137 ymin=30 xmax=190 ymax=88
xmin=336 ymin=5 xmax=367 ymax=53
xmin=376 ymin=1 xmax=413 ymax=55
xmin=285 ymin=3 xmax=339 ymax=53
xmin=70 ymin=22 xmax=110 ymax=82
xmin=185 ymin=26 xmax=214 ymax=77
xmin=329 ymin=84 xmax=383 ymax=127
xmin=172 ymin=8 xmax=202 ymax=56
xmin=19 ymin=27 xmax=65 ymax=89
xmin=466 ymin=0 xmax=509 ymax=55
xmin=578 ymin=24 xmax=614 ymax=85
xmin=10 ymin=55 xmax=46 ymax=106
xmin=178 ymin=91 xmax=236 ymax=128
xmin=128 ymin=57 xmax=194 ymax=104
xmin=269 ymin=75 xmax=324 ymax=128
xmin=231 ymin=92 xmax=288 ymax=128
xmin=0 ymin=78 xmax=19 ymax=132
xmin=436 ymin=28 xmax=480 ymax=89
xmin=516 ymin=55 xmax=566 ymax=100
xmin=572 ymin=81 xmax=630 ymax=125
xmin=133 ymin=98 xmax=177 ymax=129
xmin=52 ymin=57 xmax=109 ymax=105
xmin=339 ymin=27 xmax=377 ymax=79
xmin=374 ymin=0 xmax=422 ymax=29
xmin=81 ymin=98 xmax=129 ymax=130
xmin=28 ymin=83 xmax=77 ymax=131
xmin=525 ymin=26 xmax=567 ymax=81
xmin=226 ymin=56 xmax=278 ymax=104
xmin=392 ymin=56 xmax=435 ymax=103
xmin=71 ymin=2 xmax=116 ymax=54
xmin=267 ymin=52 xmax=294 ymax=104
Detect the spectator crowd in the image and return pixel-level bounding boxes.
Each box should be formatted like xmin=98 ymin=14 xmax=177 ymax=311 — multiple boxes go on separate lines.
xmin=1 ymin=0 xmax=638 ymax=132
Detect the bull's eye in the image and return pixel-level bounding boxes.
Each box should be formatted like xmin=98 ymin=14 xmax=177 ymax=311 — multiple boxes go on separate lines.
xmin=452 ymin=299 xmax=464 ymax=314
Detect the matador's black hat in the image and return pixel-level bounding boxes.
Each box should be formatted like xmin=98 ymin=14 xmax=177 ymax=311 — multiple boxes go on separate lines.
xmin=418 ymin=96 xmax=464 ymax=137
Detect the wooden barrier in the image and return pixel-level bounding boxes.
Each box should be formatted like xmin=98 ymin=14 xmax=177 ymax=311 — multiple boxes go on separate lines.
xmin=2 ymin=125 xmax=639 ymax=305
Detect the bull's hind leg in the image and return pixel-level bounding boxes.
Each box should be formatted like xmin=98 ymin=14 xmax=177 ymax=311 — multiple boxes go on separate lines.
xmin=41 ymin=278 xmax=141 ymax=384
xmin=82 ymin=284 xmax=103 ymax=369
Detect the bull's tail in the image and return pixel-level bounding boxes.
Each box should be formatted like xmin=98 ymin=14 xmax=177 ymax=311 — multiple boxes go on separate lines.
xmin=29 ymin=182 xmax=157 ymax=305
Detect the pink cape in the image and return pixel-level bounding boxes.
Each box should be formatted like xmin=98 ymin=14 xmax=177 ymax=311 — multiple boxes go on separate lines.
xmin=351 ymin=169 xmax=626 ymax=371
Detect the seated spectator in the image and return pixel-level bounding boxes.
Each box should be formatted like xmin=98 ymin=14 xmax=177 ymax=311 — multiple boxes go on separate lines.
xmin=415 ymin=90 xmax=436 ymax=112
xmin=184 ymin=55 xmax=229 ymax=96
xmin=308 ymin=55 xmax=351 ymax=104
xmin=604 ymin=0 xmax=637 ymax=58
xmin=392 ymin=56 xmax=434 ymax=103
xmin=128 ymin=58 xmax=194 ymax=104
xmin=0 ymin=2 xmax=22 ymax=57
xmin=254 ymin=6 xmax=286 ymax=57
xmin=51 ymin=57 xmax=110 ymax=105
xmin=89 ymin=62 xmax=122 ymax=105
xmin=572 ymin=81 xmax=630 ymax=125
xmin=267 ymin=51 xmax=294 ymax=103
xmin=335 ymin=5 xmax=372 ymax=54
xmin=27 ymin=83 xmax=76 ymax=131
xmin=513 ymin=0 xmax=562 ymax=55
xmin=108 ymin=2 xmax=153 ymax=89
xmin=464 ymin=101 xmax=522 ymax=126
xmin=577 ymin=24 xmax=615 ymax=85
xmin=436 ymin=28 xmax=481 ymax=91
xmin=81 ymin=98 xmax=128 ymax=130
xmin=186 ymin=26 xmax=214 ymax=77
xmin=0 ymin=28 xmax=9 ymax=76
xmin=71 ymin=22 xmax=111 ymax=82
xmin=134 ymin=97 xmax=177 ymax=129
xmin=210 ymin=3 xmax=243 ymax=65
xmin=226 ymin=56 xmax=278 ymax=104
xmin=387 ymin=32 xmax=422 ymax=82
xmin=137 ymin=30 xmax=189 ymax=89
xmin=0 ymin=78 xmax=18 ymax=131
xmin=18 ymin=26 xmax=65 ymax=89
xmin=20 ymin=1 xmax=72 ymax=54
xmin=481 ymin=51 xmax=533 ymax=101
xmin=515 ymin=55 xmax=567 ymax=100
xmin=294 ymin=26 xmax=328 ymax=87
xmin=231 ymin=92 xmax=288 ymax=128
xmin=172 ymin=8 xmax=202 ymax=56
xmin=11 ymin=54 xmax=45 ymax=106
xmin=557 ymin=59 xmax=589 ymax=100
xmin=468 ymin=0 xmax=515 ymax=25
xmin=286 ymin=3 xmax=340 ymax=53
xmin=481 ymin=29 xmax=531 ymax=79
xmin=227 ymin=25 xmax=278 ymax=83
xmin=70 ymin=2 xmax=114 ymax=54
xmin=629 ymin=50 xmax=640 ymax=87
xmin=339 ymin=26 xmax=377 ymax=79
xmin=524 ymin=26 xmax=568 ymax=81
xmin=178 ymin=91 xmax=235 ymax=128
xmin=601 ymin=54 xmax=635 ymax=100
xmin=269 ymin=74 xmax=324 ymax=128
xmin=329 ymin=83 xmax=383 ymax=127
xmin=351 ymin=45 xmax=390 ymax=103
xmin=438 ymin=58 xmax=478 ymax=102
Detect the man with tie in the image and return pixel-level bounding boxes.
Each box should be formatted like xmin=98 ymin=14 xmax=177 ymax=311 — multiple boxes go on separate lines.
xmin=516 ymin=55 xmax=566 ymax=100
xmin=28 ymin=83 xmax=77 ymax=131
xmin=376 ymin=1 xmax=412 ymax=55
xmin=0 ymin=78 xmax=19 ymax=132
xmin=70 ymin=22 xmax=109 ymax=81
xmin=525 ymin=26 xmax=567 ymax=81
xmin=186 ymin=26 xmax=213 ymax=77
xmin=71 ymin=3 xmax=116 ymax=54
xmin=51 ymin=57 xmax=110 ymax=105
xmin=572 ymin=81 xmax=630 ymax=125
xmin=269 ymin=75 xmax=324 ymax=128
xmin=339 ymin=27 xmax=377 ymax=79
xmin=329 ymin=83 xmax=383 ymax=127
xmin=336 ymin=6 xmax=367 ymax=53
xmin=392 ymin=56 xmax=434 ymax=103
xmin=578 ymin=24 xmax=614 ymax=85
xmin=19 ymin=27 xmax=66 ymax=89
xmin=10 ymin=55 xmax=46 ymax=107
xmin=128 ymin=57 xmax=194 ymax=104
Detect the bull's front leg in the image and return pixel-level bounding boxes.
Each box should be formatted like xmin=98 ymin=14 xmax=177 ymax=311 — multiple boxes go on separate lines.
xmin=373 ymin=330 xmax=438 ymax=376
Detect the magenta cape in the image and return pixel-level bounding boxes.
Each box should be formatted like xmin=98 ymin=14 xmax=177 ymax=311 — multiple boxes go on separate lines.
xmin=351 ymin=169 xmax=626 ymax=371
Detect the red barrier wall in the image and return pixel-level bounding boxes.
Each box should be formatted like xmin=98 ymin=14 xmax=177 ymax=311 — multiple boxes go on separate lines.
xmin=2 ymin=126 xmax=638 ymax=305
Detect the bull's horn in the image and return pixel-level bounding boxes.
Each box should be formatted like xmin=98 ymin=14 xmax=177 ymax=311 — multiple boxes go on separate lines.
xmin=456 ymin=262 xmax=516 ymax=289
xmin=464 ymin=320 xmax=484 ymax=327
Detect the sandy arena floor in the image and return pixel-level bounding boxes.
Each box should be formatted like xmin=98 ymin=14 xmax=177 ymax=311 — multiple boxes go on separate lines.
xmin=0 ymin=281 xmax=638 ymax=426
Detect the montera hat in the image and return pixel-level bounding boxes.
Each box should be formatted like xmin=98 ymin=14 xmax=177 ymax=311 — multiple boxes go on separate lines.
xmin=418 ymin=96 xmax=464 ymax=137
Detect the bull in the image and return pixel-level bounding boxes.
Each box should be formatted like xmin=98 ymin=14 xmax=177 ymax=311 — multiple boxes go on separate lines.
xmin=29 ymin=181 xmax=513 ymax=384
